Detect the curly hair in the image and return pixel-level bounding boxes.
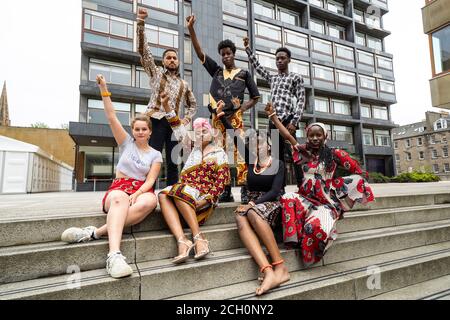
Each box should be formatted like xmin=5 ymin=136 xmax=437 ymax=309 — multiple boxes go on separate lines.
xmin=218 ymin=39 xmax=237 ymax=55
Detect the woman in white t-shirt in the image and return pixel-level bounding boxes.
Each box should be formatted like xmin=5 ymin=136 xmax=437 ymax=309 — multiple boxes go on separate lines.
xmin=61 ymin=75 xmax=162 ymax=279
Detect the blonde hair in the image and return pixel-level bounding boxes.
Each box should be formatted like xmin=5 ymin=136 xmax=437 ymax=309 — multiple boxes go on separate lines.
xmin=131 ymin=113 xmax=152 ymax=131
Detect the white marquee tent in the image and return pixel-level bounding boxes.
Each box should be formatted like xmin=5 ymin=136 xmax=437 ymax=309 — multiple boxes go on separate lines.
xmin=0 ymin=135 xmax=73 ymax=194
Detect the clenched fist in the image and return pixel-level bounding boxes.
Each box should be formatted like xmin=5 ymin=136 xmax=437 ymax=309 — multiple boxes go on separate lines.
xmin=137 ymin=7 xmax=148 ymax=20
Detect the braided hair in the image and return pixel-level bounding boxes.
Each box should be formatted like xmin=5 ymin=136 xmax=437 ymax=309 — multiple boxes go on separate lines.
xmin=316 ymin=144 xmax=335 ymax=172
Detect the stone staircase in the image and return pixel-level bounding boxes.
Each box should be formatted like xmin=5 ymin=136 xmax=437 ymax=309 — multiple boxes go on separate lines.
xmin=1 ymin=191 xmax=450 ymax=300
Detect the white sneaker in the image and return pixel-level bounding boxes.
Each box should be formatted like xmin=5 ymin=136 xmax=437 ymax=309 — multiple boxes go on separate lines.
xmin=106 ymin=252 xmax=133 ymax=278
xmin=61 ymin=226 xmax=97 ymax=243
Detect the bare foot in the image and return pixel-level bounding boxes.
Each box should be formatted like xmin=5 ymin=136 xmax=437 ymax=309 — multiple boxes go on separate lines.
xmin=256 ymin=268 xmax=279 ymax=296
xmin=274 ymin=264 xmax=290 ymax=285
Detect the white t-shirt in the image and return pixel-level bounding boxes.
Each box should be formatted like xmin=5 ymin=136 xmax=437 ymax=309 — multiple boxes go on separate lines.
xmin=116 ymin=134 xmax=163 ymax=181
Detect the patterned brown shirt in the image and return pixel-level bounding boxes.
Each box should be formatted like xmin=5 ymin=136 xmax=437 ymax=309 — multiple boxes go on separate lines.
xmin=137 ymin=22 xmax=197 ymax=122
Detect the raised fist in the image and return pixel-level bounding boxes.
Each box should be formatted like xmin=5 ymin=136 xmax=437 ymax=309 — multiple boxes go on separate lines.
xmin=138 ymin=7 xmax=148 ymax=20
xmin=265 ymin=103 xmax=274 ymax=117
xmin=243 ymin=37 xmax=250 ymax=48
xmin=96 ymin=74 xmax=107 ymax=87
xmin=186 ymin=15 xmax=196 ymax=28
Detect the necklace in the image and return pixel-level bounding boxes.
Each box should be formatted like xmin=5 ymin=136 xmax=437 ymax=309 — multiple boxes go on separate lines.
xmin=253 ymin=156 xmax=272 ymax=175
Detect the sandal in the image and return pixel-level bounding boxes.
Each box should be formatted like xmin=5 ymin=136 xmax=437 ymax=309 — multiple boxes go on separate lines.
xmin=172 ymin=237 xmax=194 ymax=264
xmin=193 ymin=233 xmax=211 ymax=260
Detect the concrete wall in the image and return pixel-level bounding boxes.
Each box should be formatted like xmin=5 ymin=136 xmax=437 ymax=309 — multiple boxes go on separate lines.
xmin=0 ymin=127 xmax=75 ymax=167
xmin=430 ymin=73 xmax=450 ymax=110
xmin=422 ymin=0 xmax=450 ymax=34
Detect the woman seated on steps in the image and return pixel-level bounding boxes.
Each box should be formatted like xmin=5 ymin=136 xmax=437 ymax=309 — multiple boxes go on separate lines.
xmin=61 ymin=75 xmax=162 ymax=279
xmin=159 ymin=92 xmax=231 ymax=265
xmin=265 ymin=103 xmax=375 ymax=268
xmin=210 ymin=101 xmax=289 ymax=296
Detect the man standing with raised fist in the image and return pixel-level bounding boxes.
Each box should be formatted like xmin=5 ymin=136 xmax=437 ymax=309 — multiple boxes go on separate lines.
xmin=136 ymin=7 xmax=197 ymax=187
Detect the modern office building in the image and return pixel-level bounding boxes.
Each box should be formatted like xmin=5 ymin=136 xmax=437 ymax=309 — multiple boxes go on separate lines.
xmin=70 ymin=0 xmax=397 ymax=191
xmin=422 ymin=0 xmax=450 ymax=110
xmin=393 ymin=111 xmax=450 ymax=181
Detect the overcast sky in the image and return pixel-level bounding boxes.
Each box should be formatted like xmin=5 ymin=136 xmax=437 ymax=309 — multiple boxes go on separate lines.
xmin=0 ymin=0 xmax=441 ymax=128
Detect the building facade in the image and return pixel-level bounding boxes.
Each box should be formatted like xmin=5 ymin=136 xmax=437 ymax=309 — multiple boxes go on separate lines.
xmin=0 ymin=82 xmax=11 ymax=127
xmin=422 ymin=0 xmax=450 ymax=110
xmin=70 ymin=0 xmax=397 ymax=191
xmin=393 ymin=111 xmax=450 ymax=180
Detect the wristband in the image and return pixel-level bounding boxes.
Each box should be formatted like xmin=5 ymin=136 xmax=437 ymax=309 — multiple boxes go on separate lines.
xmin=268 ymin=112 xmax=276 ymax=118
xmin=101 ymin=91 xmax=112 ymax=97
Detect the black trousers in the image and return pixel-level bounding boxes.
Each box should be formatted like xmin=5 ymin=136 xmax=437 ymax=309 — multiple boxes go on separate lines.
xmin=269 ymin=117 xmax=303 ymax=186
xmin=149 ymin=118 xmax=179 ymax=186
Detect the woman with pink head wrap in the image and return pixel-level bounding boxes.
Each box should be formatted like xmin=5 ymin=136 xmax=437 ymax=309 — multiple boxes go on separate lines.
xmin=158 ymin=115 xmax=230 ymax=264
xmin=265 ymin=103 xmax=375 ymax=268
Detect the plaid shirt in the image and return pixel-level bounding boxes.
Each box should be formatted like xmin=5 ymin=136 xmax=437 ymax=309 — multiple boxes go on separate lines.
xmin=246 ymin=47 xmax=305 ymax=127
xmin=137 ymin=22 xmax=197 ymax=122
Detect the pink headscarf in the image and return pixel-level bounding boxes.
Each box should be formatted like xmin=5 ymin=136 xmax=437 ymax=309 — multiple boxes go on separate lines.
xmin=193 ymin=118 xmax=212 ymax=131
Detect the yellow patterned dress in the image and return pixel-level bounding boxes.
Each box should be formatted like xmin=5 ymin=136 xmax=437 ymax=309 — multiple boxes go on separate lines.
xmin=160 ymin=146 xmax=231 ymax=225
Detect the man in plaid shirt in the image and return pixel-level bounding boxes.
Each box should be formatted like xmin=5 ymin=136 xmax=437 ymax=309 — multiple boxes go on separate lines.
xmin=244 ymin=37 xmax=306 ymax=184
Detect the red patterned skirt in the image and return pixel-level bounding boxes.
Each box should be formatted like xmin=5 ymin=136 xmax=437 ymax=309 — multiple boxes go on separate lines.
xmin=102 ymin=178 xmax=154 ymax=213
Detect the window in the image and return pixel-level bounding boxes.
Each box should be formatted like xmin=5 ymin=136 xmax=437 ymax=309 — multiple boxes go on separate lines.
xmin=417 ymin=137 xmax=423 ymax=146
xmin=367 ymin=36 xmax=383 ymax=51
xmin=406 ymin=153 xmax=412 ymax=161
xmin=254 ymin=1 xmax=275 ymax=19
xmin=406 ymin=139 xmax=411 ymax=148
xmin=136 ymin=68 xmax=150 ymax=89
xmin=434 ymin=118 xmax=448 ymax=130
xmin=361 ymin=104 xmax=371 ymax=118
xmin=258 ymin=87 xmax=271 ymax=105
xmin=310 ymin=0 xmax=324 ymax=8
xmin=336 ymin=70 xmax=356 ymax=86
xmin=357 ymin=50 xmax=374 ymax=66
xmin=135 ymin=104 xmax=148 ymax=115
xmin=313 ymin=65 xmax=334 ymax=82
xmin=183 ymin=1 xmax=192 ymax=27
xmin=145 ymin=25 xmax=179 ymax=57
xmin=84 ymin=10 xmax=133 ymax=51
xmin=419 ymin=151 xmax=425 ymax=160
xmin=89 ymin=59 xmax=131 ymax=86
xmin=311 ymin=37 xmax=332 ymax=55
xmin=432 ymin=149 xmax=438 ymax=158
xmin=256 ymin=51 xmax=277 ymax=71
xmin=255 ymin=21 xmax=282 ymax=46
xmin=332 ymin=100 xmax=351 ymax=115
xmin=327 ymin=0 xmax=345 ymax=15
xmin=88 ymin=99 xmax=130 ymax=126
xmin=328 ymin=24 xmax=346 ymax=40
xmin=379 ymin=80 xmax=395 ymax=94
xmin=310 ymin=19 xmax=325 ymax=34
xmin=395 ymin=154 xmax=400 ymax=161
xmin=375 ymin=130 xmax=391 ymax=147
xmin=223 ymin=0 xmax=248 ymax=26
xmin=296 ymin=123 xmax=307 ymax=138
xmin=284 ymin=30 xmax=308 ymax=55
xmin=445 ymin=163 xmax=450 ymax=172
xmin=444 ymin=147 xmax=449 ymax=158
xmin=354 ymin=9 xmax=364 ymax=23
xmin=333 ymin=125 xmax=353 ymax=144
xmin=184 ymin=70 xmax=193 ymax=90
xmin=394 ymin=140 xmax=398 ymax=149
xmin=91 ymin=0 xmax=133 ymax=12
xmin=377 ymin=56 xmax=393 ymax=70
xmin=139 ymin=0 xmax=178 ymax=13
xmin=433 ymin=164 xmax=440 ymax=173
xmin=365 ymin=13 xmax=381 ymax=28
xmin=360 ymin=75 xmax=376 ymax=90
xmin=363 ymin=128 xmax=374 ymax=146
xmin=315 ymin=97 xmax=330 ymax=113
xmin=356 ymin=32 xmax=366 ymax=46
xmin=290 ymin=60 xmax=310 ymax=79
xmin=430 ymin=135 xmax=436 ymax=144
xmin=431 ymin=25 xmax=450 ymax=74
xmin=184 ymin=38 xmax=192 ymax=64
xmin=335 ymin=44 xmax=354 ymax=61
xmin=278 ymin=8 xmax=300 ymax=26
xmin=223 ymin=25 xmax=248 ymax=58
xmin=372 ymin=106 xmax=388 ymax=120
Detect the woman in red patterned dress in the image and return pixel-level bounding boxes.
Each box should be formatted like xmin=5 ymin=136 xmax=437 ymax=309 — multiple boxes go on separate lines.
xmin=266 ymin=104 xmax=375 ymax=267
xmin=158 ymin=115 xmax=230 ymax=264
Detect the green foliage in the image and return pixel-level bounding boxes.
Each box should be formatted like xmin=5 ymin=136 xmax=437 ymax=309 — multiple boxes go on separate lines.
xmin=390 ymin=171 xmax=440 ymax=183
xmin=30 ymin=122 xmax=49 ymax=129
xmin=369 ymin=172 xmax=391 ymax=183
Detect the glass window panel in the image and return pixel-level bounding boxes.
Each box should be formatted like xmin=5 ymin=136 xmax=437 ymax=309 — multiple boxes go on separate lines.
xmin=379 ymin=80 xmax=395 ymax=93
xmin=332 ymin=100 xmax=351 ymax=115
xmin=92 ymin=16 xmax=109 ymax=33
xmin=358 ymin=50 xmax=374 ymax=65
xmin=335 ymin=44 xmax=354 ymax=60
xmin=312 ymin=37 xmax=332 ymax=54
xmin=254 ymin=1 xmax=275 ymax=19
xmin=360 ymin=76 xmax=376 ymax=89
xmin=361 ymin=104 xmax=371 ymax=118
xmin=432 ymin=25 xmax=450 ymax=74
xmin=315 ymin=97 xmax=329 ymax=113
xmin=314 ymin=65 xmax=334 ymax=81
xmin=337 ymin=71 xmax=355 ymax=86
xmin=310 ymin=19 xmax=325 ymax=34
xmin=373 ymin=106 xmax=388 ymax=120
xmin=110 ymin=20 xmax=127 ymax=37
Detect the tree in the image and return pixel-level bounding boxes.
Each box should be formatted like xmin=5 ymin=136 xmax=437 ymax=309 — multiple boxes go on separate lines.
xmin=30 ymin=122 xmax=49 ymax=129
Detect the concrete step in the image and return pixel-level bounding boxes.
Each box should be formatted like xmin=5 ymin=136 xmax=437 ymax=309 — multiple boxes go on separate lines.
xmin=367 ymin=274 xmax=450 ymax=300
xmin=169 ymin=241 xmax=450 ymax=300
xmin=2 ymin=217 xmax=450 ymax=285
xmin=3 ymin=241 xmax=450 ymax=300
xmin=3 ymin=198 xmax=450 ymax=248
